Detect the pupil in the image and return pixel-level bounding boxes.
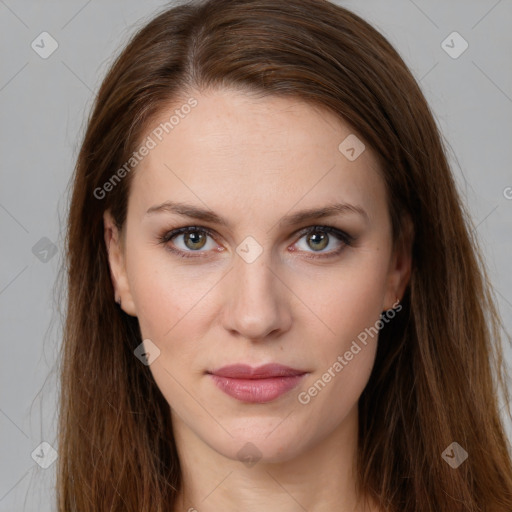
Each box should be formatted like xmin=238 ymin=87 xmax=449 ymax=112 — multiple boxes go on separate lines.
xmin=309 ymin=231 xmax=328 ymax=251
xmin=185 ymin=231 xmax=206 ymax=250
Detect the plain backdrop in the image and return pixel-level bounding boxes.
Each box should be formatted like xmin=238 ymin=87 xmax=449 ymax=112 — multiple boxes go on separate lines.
xmin=1 ymin=0 xmax=511 ymax=510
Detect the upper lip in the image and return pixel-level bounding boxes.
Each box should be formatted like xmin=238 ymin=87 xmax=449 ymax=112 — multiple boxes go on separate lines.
xmin=208 ymin=363 xmax=306 ymax=379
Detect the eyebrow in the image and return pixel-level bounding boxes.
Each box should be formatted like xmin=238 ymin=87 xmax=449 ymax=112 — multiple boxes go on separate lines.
xmin=145 ymin=200 xmax=369 ymax=227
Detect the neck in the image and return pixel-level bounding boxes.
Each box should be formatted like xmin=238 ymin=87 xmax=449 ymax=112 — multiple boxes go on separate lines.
xmin=172 ymin=405 xmax=377 ymax=512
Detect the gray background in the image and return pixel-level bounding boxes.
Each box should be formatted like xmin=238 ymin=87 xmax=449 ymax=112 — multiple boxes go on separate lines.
xmin=1 ymin=0 xmax=511 ymax=510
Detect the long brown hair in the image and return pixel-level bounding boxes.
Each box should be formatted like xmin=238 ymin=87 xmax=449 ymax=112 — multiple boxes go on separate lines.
xmin=58 ymin=0 xmax=512 ymax=510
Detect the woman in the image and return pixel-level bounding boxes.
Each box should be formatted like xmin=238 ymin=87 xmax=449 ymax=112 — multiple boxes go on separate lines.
xmin=58 ymin=0 xmax=512 ymax=510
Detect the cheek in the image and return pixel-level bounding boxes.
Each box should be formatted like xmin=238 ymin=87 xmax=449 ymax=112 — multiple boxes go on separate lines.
xmin=127 ymin=259 xmax=209 ymax=402
xmin=125 ymin=251 xmax=230 ymax=406
xmin=125 ymin=243 xmax=216 ymax=339
xmin=297 ymin=340 xmax=377 ymax=450
xmin=295 ymin=265 xmax=386 ymax=434
xmin=129 ymin=268 xmax=178 ymax=341
xmin=299 ymin=253 xmax=390 ymax=348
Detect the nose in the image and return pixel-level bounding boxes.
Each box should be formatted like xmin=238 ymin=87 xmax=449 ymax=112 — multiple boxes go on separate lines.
xmin=220 ymin=250 xmax=292 ymax=341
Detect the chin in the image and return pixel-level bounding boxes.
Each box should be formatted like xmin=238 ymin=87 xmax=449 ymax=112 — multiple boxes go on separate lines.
xmin=205 ymin=417 xmax=319 ymax=465
xmin=216 ymin=435 xmax=304 ymax=465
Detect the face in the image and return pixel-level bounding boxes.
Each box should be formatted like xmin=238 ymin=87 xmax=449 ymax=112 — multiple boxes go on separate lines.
xmin=104 ymin=88 xmax=411 ymax=463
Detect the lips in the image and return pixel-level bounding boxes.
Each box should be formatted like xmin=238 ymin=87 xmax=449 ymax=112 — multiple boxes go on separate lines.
xmin=210 ymin=363 xmax=306 ymax=379
xmin=207 ymin=364 xmax=307 ymax=403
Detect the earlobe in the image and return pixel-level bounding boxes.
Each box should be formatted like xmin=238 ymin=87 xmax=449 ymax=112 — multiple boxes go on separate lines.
xmin=103 ymin=210 xmax=137 ymax=316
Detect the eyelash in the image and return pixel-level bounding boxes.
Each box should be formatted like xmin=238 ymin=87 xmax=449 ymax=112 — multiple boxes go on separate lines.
xmin=157 ymin=225 xmax=355 ymax=260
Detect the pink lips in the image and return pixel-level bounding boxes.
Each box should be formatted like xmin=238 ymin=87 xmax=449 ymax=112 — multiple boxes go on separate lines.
xmin=208 ymin=364 xmax=307 ymax=403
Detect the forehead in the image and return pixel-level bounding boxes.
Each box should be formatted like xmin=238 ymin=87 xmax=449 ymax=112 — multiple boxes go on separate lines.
xmin=128 ymin=88 xmax=386 ymax=224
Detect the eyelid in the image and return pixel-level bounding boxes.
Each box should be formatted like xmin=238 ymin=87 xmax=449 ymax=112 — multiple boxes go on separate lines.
xmin=158 ymin=224 xmax=354 ymax=259
xmin=294 ymin=225 xmax=354 ymax=245
xmin=158 ymin=225 xmax=221 ymax=257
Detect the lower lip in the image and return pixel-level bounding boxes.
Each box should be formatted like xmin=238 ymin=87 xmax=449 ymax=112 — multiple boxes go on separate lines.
xmin=209 ymin=374 xmax=306 ymax=403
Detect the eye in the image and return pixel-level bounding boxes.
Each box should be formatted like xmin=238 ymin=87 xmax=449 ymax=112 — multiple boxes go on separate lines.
xmin=157 ymin=225 xmax=354 ymax=259
xmin=157 ymin=226 xmax=220 ymax=258
xmin=292 ymin=226 xmax=353 ymax=258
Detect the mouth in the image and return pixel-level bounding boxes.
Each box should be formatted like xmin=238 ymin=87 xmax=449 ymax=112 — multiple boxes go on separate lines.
xmin=207 ymin=363 xmax=308 ymax=403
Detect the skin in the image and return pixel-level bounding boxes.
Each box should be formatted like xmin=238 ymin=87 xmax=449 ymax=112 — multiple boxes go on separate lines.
xmin=104 ymin=88 xmax=412 ymax=512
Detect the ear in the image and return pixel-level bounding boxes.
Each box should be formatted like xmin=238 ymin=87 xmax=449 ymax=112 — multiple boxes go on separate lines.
xmin=383 ymin=215 xmax=413 ymax=310
xmin=103 ymin=210 xmax=137 ymax=316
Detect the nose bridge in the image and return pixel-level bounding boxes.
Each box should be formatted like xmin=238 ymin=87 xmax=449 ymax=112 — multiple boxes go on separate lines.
xmin=221 ymin=245 xmax=290 ymax=340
